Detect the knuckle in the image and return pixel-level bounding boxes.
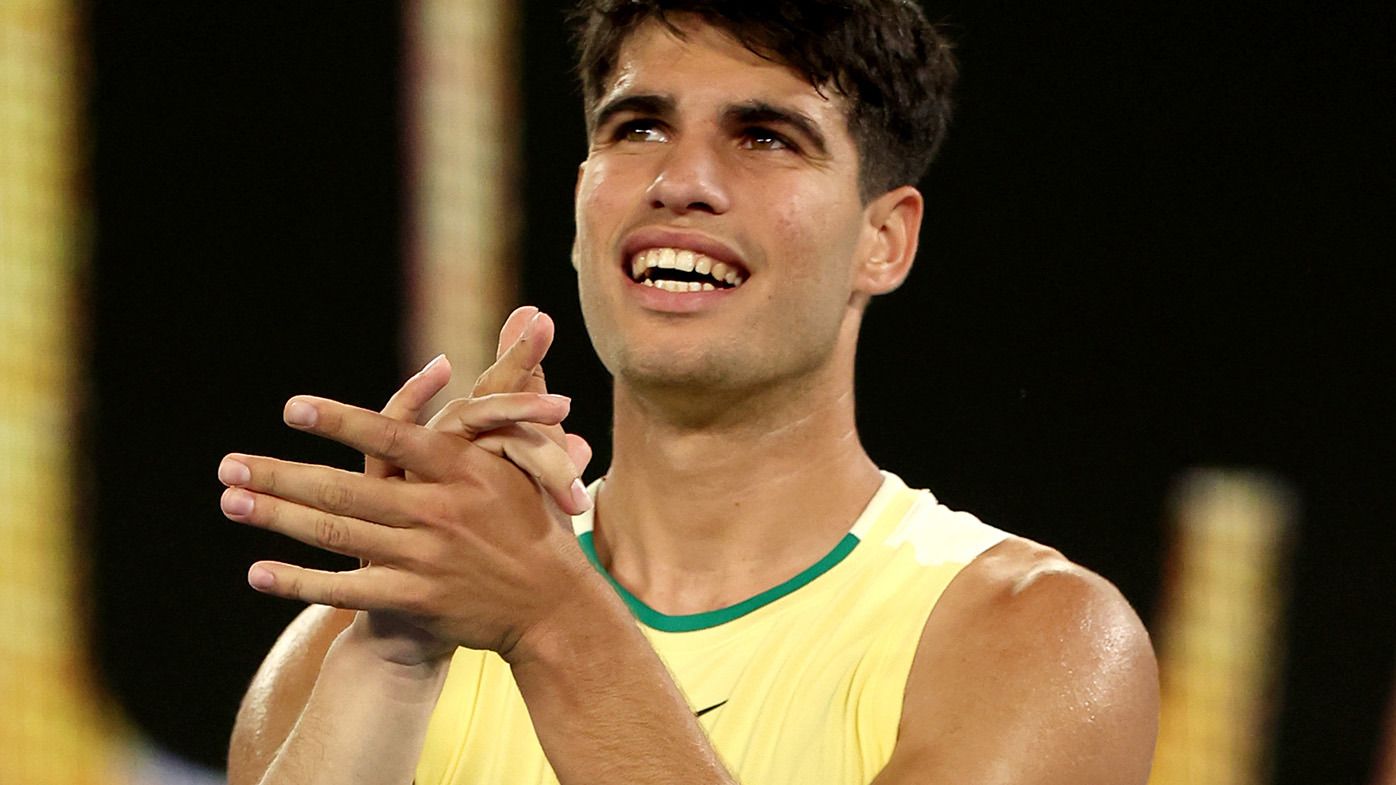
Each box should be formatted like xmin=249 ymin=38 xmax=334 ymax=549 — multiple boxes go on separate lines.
xmin=378 ymin=419 xmax=408 ymax=461
xmin=323 ymin=581 xmax=347 ymax=609
xmin=313 ymin=513 xmax=350 ymax=552
xmin=283 ymin=571 xmax=305 ymax=600
xmin=258 ymin=464 xmax=278 ymax=495
xmin=314 ymin=480 xmax=355 ymax=512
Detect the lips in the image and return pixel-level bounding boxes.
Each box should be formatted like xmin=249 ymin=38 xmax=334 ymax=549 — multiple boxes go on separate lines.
xmin=629 ymin=247 xmax=745 ymax=291
xmin=619 ymin=229 xmax=750 ymax=293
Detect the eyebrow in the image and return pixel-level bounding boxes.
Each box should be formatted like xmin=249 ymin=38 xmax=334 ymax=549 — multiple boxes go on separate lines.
xmin=590 ymin=93 xmax=831 ymax=158
xmin=591 ymin=93 xmax=676 ymax=133
xmin=725 ymin=100 xmax=829 ymax=158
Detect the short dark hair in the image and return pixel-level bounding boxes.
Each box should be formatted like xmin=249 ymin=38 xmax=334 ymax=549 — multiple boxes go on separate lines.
xmin=569 ymin=0 xmax=958 ymax=199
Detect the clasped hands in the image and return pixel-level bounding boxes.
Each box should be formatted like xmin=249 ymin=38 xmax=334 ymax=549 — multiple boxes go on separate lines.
xmin=217 ymin=307 xmax=601 ymax=666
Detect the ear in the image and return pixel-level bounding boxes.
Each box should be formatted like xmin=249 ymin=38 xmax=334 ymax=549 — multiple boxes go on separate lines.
xmin=571 ymin=162 xmax=588 ymax=271
xmin=854 ymin=185 xmax=923 ymax=297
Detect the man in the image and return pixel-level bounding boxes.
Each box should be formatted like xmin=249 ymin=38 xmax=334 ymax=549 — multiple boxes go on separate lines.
xmin=221 ymin=2 xmax=1159 ymax=783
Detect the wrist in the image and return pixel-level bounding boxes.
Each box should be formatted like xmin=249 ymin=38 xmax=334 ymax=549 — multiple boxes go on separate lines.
xmin=339 ymin=613 xmax=455 ymax=676
xmin=503 ymin=562 xmax=635 ymax=671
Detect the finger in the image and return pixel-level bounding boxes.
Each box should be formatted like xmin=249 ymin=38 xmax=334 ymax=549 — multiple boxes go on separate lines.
xmin=219 ymin=452 xmax=423 ymax=528
xmin=564 ymin=433 xmax=594 ymax=477
xmin=495 ymin=305 xmax=540 ymax=359
xmin=221 ymin=487 xmax=407 ymax=562
xmin=424 ymin=392 xmax=572 ymax=439
xmin=368 ymin=354 xmax=453 ymax=478
xmin=475 ymin=425 xmax=592 ymax=514
xmin=473 ymin=310 xmax=554 ymax=398
xmin=246 ymin=561 xmax=410 ymax=611
xmin=281 ymin=396 xmax=464 ymax=482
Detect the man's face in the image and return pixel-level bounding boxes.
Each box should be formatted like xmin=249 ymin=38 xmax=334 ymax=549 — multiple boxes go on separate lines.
xmin=572 ymin=17 xmax=883 ymax=397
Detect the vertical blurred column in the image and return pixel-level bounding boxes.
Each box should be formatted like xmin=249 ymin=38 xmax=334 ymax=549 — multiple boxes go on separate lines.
xmin=1149 ymin=471 xmax=1295 ymax=785
xmin=0 ymin=2 xmax=126 ymax=784
xmin=1375 ymin=666 xmax=1396 ymax=785
xmin=404 ymin=0 xmax=518 ymax=396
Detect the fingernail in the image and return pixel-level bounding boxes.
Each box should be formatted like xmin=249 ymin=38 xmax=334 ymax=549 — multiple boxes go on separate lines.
xmin=419 ymin=353 xmax=446 ymax=374
xmin=570 ymin=479 xmax=593 ymax=513
xmin=222 ymin=488 xmax=254 ymax=516
xmin=520 ymin=311 xmax=543 ymax=342
xmin=284 ymin=400 xmax=318 ymax=427
xmin=248 ymin=565 xmax=276 ymax=590
xmin=219 ymin=457 xmax=251 ymax=486
xmin=543 ymin=394 xmax=572 ymax=406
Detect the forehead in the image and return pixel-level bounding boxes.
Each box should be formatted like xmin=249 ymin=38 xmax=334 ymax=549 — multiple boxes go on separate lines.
xmin=597 ymin=18 xmax=849 ymax=130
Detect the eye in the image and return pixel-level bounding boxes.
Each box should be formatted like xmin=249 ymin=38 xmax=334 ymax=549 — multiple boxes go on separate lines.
xmin=613 ymin=119 xmax=668 ymax=144
xmin=740 ymin=127 xmax=796 ymax=152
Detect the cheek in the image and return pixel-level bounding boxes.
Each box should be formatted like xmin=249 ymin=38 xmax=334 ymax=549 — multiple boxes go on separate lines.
xmin=768 ymin=190 xmax=863 ymax=287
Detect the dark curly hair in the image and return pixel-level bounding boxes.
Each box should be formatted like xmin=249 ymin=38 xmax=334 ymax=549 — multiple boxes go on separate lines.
xmin=569 ymin=0 xmax=958 ymax=200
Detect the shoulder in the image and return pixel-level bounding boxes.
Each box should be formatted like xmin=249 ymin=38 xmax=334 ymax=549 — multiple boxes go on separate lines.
xmin=881 ymin=537 xmax=1159 ymax=784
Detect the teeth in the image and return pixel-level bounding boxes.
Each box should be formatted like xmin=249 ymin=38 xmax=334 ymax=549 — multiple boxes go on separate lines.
xmin=628 ymin=247 xmax=747 ymax=290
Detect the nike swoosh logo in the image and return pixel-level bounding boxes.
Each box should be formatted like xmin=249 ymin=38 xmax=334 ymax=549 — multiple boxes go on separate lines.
xmin=694 ymin=700 xmax=728 ymax=718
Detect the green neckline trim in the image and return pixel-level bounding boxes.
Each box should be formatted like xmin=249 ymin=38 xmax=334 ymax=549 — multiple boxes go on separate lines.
xmin=576 ymin=530 xmax=860 ymax=633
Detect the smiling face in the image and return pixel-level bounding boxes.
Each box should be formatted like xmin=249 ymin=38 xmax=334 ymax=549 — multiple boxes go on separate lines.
xmin=573 ymin=17 xmax=917 ymax=403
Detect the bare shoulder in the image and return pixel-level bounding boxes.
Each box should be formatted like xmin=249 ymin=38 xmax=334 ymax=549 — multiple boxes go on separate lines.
xmin=228 ymin=604 xmax=355 ymax=785
xmin=875 ymin=537 xmax=1159 ymax=785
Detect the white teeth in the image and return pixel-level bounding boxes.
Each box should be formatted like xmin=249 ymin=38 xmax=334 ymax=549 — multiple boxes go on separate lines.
xmin=628 ymin=247 xmax=747 ymax=289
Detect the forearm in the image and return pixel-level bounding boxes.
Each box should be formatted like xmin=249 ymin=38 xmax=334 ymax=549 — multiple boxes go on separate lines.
xmin=509 ymin=580 xmax=736 ymax=785
xmin=257 ymin=621 xmax=449 ymax=785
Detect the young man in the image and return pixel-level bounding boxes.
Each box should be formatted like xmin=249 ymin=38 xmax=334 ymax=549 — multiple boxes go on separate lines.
xmin=220 ymin=3 xmax=1159 ymax=783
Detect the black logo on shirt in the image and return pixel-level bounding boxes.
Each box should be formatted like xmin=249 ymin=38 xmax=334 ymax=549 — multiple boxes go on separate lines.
xmin=694 ymin=700 xmax=728 ymax=718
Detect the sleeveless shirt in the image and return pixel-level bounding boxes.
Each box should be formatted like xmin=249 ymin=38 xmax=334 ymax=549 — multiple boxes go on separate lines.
xmin=415 ymin=472 xmax=1008 ymax=784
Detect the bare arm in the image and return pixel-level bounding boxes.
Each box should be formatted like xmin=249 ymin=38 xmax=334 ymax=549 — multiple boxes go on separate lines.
xmin=226 ymin=307 xmax=592 ymax=785
xmin=874 ymin=539 xmax=1160 ymax=785
xmin=228 ymin=604 xmax=354 ymax=785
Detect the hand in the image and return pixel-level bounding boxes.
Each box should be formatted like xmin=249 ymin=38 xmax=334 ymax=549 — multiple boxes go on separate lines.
xmin=221 ymin=307 xmax=597 ymax=665
xmin=219 ymin=393 xmax=599 ymax=665
xmin=369 ymin=306 xmax=593 ymax=512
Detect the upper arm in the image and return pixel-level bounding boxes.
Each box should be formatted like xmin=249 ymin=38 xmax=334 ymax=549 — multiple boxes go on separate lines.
xmin=227 ymin=604 xmax=356 ymax=785
xmin=875 ymin=540 xmax=1159 ymax=785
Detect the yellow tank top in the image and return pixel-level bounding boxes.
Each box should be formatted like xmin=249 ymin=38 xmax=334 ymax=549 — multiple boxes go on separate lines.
xmin=416 ymin=472 xmax=1008 ymax=784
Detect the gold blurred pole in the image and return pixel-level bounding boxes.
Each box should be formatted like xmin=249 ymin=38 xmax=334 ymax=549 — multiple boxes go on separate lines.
xmin=1374 ymin=664 xmax=1396 ymax=785
xmin=0 ymin=2 xmax=128 ymax=783
xmin=404 ymin=0 xmax=519 ymax=396
xmin=1149 ymin=470 xmax=1295 ymax=785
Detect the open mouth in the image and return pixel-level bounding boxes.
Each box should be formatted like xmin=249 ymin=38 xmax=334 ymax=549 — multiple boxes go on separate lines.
xmin=628 ymin=248 xmax=746 ymax=292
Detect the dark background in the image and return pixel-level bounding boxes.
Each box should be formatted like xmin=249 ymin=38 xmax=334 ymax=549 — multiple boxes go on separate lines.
xmin=86 ymin=1 xmax=1393 ymax=782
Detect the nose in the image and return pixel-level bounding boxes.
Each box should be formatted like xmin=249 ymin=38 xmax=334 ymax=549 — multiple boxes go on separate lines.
xmin=644 ymin=137 xmax=731 ymax=215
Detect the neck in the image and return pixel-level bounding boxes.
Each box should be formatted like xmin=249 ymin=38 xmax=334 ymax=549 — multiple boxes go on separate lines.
xmin=594 ymin=326 xmax=884 ymax=616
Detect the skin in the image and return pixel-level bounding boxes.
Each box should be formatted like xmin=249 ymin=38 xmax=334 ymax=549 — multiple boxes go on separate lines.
xmin=225 ymin=17 xmax=1158 ymax=785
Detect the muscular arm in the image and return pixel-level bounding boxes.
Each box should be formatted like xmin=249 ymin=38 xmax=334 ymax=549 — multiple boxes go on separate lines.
xmin=228 ymin=605 xmax=353 ymax=785
xmin=875 ymin=539 xmax=1160 ymax=785
xmin=226 ymin=307 xmax=595 ymax=785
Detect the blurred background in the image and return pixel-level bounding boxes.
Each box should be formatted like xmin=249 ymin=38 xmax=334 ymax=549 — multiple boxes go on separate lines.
xmin=2 ymin=1 xmax=1392 ymax=783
